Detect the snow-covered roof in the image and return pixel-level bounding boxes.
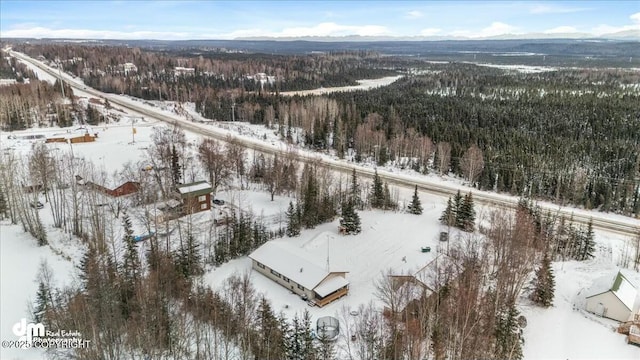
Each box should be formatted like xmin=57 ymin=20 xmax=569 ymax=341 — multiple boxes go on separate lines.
xmin=250 ymin=241 xmax=346 ymax=291
xmin=177 ymin=181 xmax=212 ymax=196
xmin=586 ymin=271 xmax=638 ymax=311
xmin=314 ymin=276 xmax=349 ymax=298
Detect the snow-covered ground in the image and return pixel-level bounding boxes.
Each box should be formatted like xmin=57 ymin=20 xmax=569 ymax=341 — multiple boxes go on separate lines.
xmin=0 ymin=222 xmax=78 ymax=360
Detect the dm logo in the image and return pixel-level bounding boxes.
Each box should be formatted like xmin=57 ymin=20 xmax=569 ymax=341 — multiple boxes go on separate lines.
xmin=12 ymin=318 xmax=45 ymax=344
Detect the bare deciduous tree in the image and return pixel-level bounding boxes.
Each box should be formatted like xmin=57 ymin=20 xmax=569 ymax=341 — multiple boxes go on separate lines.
xmin=460 ymin=145 xmax=485 ymax=184
xmin=436 ymin=142 xmax=451 ymax=175
xmin=197 ymin=138 xmax=232 ymax=196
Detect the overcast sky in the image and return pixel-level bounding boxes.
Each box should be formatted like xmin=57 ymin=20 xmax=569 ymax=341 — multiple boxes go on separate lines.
xmin=1 ymin=0 xmax=639 ymax=40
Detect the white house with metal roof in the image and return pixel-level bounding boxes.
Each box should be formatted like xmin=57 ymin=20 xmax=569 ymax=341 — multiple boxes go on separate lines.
xmin=249 ymin=241 xmax=349 ymax=307
xmin=585 ymin=271 xmax=638 ymax=322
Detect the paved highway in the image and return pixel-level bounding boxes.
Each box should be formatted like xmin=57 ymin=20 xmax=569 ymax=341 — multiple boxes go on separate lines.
xmin=10 ymin=49 xmax=639 ymax=236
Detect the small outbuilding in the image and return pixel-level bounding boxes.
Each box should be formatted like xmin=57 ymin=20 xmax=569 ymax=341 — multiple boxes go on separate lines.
xmin=176 ymin=181 xmax=213 ymax=214
xmin=585 ymin=271 xmax=638 ymax=322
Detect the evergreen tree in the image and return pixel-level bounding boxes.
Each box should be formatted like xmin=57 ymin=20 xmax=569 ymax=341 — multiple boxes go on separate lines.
xmin=371 ymin=169 xmax=385 ymax=209
xmin=494 ymin=303 xmax=524 ymax=360
xmin=301 ymin=165 xmax=319 ymax=228
xmin=175 ymin=232 xmax=202 ymax=279
xmin=457 ymin=192 xmax=476 ymax=232
xmin=350 ymin=168 xmax=362 ymax=210
xmin=35 ymin=209 xmax=48 ymax=246
xmin=407 ymin=185 xmax=423 ymax=215
xmin=120 ymin=212 xmax=140 ymax=318
xmin=340 ymin=200 xmax=361 ymax=235
xmin=531 ymin=252 xmax=555 ymax=307
xmin=452 ymin=190 xmax=463 ymax=227
xmin=440 ymin=197 xmax=456 ymax=227
xmin=383 ymin=182 xmax=395 ymax=210
xmin=33 ymin=280 xmax=51 ymax=324
xmin=286 ymin=201 xmax=301 ymax=237
xmin=580 ymin=219 xmax=596 ymax=260
xmin=255 ymin=296 xmax=285 ymax=360
xmin=171 ymin=144 xmax=181 ymax=186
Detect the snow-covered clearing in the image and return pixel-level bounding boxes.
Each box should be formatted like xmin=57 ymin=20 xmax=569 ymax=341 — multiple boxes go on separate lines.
xmin=278 ymin=75 xmax=403 ymax=96
xmin=473 ymin=62 xmax=558 ymax=73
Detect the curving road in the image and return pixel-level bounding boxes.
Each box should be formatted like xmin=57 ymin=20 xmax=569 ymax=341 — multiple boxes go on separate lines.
xmin=9 ymin=49 xmax=639 ymax=236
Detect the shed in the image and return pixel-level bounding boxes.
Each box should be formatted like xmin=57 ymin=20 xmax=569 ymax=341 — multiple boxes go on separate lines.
xmin=585 ymin=271 xmax=638 ymax=322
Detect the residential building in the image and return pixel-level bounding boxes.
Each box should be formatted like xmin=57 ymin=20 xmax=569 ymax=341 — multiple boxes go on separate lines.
xmin=585 ymin=271 xmax=639 ymax=322
xmin=249 ymin=241 xmax=349 ymax=307
xmin=176 ymin=181 xmax=213 ymax=214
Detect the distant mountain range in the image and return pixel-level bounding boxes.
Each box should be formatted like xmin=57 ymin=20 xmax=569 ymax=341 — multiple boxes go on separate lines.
xmin=236 ymin=30 xmax=640 ymax=42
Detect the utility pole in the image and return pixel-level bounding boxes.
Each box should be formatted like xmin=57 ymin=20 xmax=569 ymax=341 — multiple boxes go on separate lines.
xmin=231 ymin=101 xmax=236 ymax=122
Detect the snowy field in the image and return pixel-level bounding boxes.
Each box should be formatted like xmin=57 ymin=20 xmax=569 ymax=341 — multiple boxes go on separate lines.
xmin=278 ymin=75 xmax=403 ymax=96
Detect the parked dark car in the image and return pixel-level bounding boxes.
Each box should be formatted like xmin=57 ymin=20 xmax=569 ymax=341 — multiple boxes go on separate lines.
xmin=213 ymin=199 xmax=225 ymax=205
xmin=30 ymin=201 xmax=44 ymax=209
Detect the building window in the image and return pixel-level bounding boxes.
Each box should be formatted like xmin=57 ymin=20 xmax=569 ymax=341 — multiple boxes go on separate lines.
xmin=257 ymin=262 xmax=265 ymax=269
xmin=270 ymin=269 xmax=280 ymax=278
xmin=198 ymin=195 xmax=206 ymax=202
xmin=283 ymin=276 xmax=290 ymax=283
xmin=200 ymin=203 xmax=207 ymax=210
xmin=297 ymin=284 xmax=304 ymax=291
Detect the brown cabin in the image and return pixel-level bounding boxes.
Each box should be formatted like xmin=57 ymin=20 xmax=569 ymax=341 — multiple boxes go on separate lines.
xmin=176 ymin=181 xmax=213 ymax=214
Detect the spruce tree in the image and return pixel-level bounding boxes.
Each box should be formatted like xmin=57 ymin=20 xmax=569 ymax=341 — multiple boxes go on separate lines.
xmin=176 ymin=232 xmax=202 ymax=279
xmin=494 ymin=304 xmax=524 ymax=360
xmin=33 ymin=280 xmax=51 ymax=324
xmin=580 ymin=219 xmax=596 ymax=260
xmin=408 ymin=185 xmax=423 ymax=215
xmin=171 ymin=144 xmax=181 ymax=186
xmin=35 ymin=210 xmax=48 ymax=246
xmin=453 ymin=190 xmax=463 ymax=228
xmin=286 ymin=201 xmax=301 ymax=237
xmin=256 ymin=296 xmax=285 ymax=360
xmin=383 ymin=182 xmax=395 ymax=210
xmin=458 ymin=192 xmax=476 ymax=232
xmin=120 ymin=212 xmax=140 ymax=318
xmin=531 ymin=252 xmax=555 ymax=307
xmin=371 ymin=169 xmax=384 ymax=208
xmin=340 ymin=200 xmax=361 ymax=235
xmin=350 ymin=168 xmax=362 ymax=210
xmin=440 ymin=197 xmax=456 ymax=227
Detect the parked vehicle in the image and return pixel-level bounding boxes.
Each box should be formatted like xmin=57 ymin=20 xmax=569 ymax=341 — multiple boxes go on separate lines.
xmin=30 ymin=201 xmax=44 ymax=209
xmin=213 ymin=199 xmax=225 ymax=205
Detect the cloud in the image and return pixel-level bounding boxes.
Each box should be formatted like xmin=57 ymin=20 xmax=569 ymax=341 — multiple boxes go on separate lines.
xmin=529 ymin=4 xmax=590 ymax=14
xmin=0 ymin=22 xmax=390 ymax=40
xmin=406 ymin=10 xmax=423 ymax=19
xmin=449 ymin=22 xmax=518 ymax=38
xmin=631 ymin=12 xmax=640 ymax=23
xmin=269 ymin=22 xmax=388 ymax=37
xmin=591 ymin=24 xmax=640 ymax=36
xmin=420 ymin=28 xmax=442 ymax=36
xmin=543 ymin=26 xmax=579 ymax=34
